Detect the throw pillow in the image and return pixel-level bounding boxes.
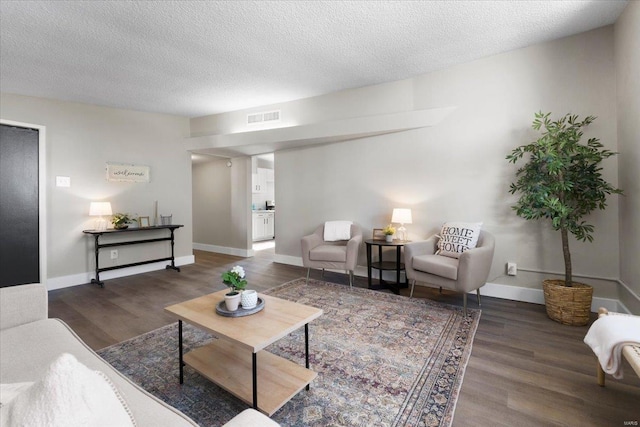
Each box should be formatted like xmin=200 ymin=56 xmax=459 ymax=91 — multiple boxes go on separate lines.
xmin=0 ymin=353 xmax=135 ymax=427
xmin=436 ymin=222 xmax=483 ymax=259
xmin=323 ymin=220 xmax=353 ymax=241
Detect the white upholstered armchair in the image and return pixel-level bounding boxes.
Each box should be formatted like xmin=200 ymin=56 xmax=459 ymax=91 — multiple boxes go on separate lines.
xmin=404 ymin=230 xmax=495 ymax=315
xmin=301 ymin=223 xmax=362 ymax=288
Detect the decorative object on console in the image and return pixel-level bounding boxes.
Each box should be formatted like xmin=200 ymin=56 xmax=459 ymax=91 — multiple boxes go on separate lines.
xmin=507 ymin=112 xmax=622 ymax=326
xmin=435 ymin=221 xmax=483 ymax=259
xmin=89 ymin=202 xmax=112 ymax=231
xmin=111 ymin=213 xmax=132 ymax=230
xmin=160 ymin=214 xmax=172 ymax=225
xmin=138 ymin=216 xmax=150 ymax=227
xmin=391 ymin=208 xmax=412 ymax=241
xmin=222 ymin=265 xmax=248 ymax=312
xmin=382 ymin=224 xmax=396 ymax=243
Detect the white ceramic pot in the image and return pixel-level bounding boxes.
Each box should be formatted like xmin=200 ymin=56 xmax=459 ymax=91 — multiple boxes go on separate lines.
xmin=224 ymin=292 xmax=241 ymax=311
xmin=385 ymin=234 xmax=393 ymax=243
xmin=241 ymin=290 xmax=258 ymax=309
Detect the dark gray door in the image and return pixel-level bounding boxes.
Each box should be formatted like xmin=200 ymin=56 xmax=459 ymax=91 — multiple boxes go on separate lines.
xmin=0 ymin=124 xmax=40 ymax=287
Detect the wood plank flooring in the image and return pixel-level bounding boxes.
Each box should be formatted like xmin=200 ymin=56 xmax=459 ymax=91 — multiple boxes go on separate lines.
xmin=48 ymin=249 xmax=640 ymax=426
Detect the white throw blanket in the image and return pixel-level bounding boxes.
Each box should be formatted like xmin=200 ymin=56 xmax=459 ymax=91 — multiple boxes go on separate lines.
xmin=323 ymin=221 xmax=353 ymax=241
xmin=584 ymin=315 xmax=640 ymax=379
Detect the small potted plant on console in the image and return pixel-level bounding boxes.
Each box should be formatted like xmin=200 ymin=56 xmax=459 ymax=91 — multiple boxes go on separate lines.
xmin=222 ymin=265 xmax=248 ymax=312
xmin=111 ymin=213 xmax=132 ymax=230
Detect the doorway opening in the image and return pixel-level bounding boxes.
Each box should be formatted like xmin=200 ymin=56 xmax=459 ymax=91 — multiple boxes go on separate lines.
xmin=251 ymin=153 xmax=275 ymax=254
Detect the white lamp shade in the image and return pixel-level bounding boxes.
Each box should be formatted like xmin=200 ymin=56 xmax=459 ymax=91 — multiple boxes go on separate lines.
xmin=391 ymin=208 xmax=412 ymax=224
xmin=89 ymin=202 xmax=112 ymax=216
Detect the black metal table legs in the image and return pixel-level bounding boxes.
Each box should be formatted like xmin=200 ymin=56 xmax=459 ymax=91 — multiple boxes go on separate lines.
xmin=179 ymin=320 xmax=184 ymax=384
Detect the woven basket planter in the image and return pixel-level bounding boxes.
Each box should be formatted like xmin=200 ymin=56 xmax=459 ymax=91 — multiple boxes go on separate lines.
xmin=542 ymin=279 xmax=593 ymax=326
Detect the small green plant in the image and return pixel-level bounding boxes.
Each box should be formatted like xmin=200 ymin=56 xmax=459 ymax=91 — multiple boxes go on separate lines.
xmin=111 ymin=213 xmax=132 ymax=229
xmin=383 ymin=224 xmax=396 ymax=236
xmin=506 ymin=112 xmax=622 ymax=287
xmin=222 ymin=265 xmax=247 ymax=294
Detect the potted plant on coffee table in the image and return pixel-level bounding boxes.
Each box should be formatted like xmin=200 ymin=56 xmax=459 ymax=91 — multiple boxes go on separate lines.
xmin=222 ymin=265 xmax=247 ymax=312
xmin=506 ymin=112 xmax=622 ymax=326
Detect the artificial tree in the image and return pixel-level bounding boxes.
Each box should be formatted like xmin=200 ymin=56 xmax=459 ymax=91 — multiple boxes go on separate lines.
xmin=507 ymin=112 xmax=622 ymax=287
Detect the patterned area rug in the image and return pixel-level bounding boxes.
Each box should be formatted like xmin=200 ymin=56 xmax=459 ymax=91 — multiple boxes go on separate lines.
xmin=98 ymin=278 xmax=480 ymax=426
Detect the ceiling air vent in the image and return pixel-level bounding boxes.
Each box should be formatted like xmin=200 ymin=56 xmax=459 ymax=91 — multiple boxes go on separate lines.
xmin=247 ymin=110 xmax=280 ymax=125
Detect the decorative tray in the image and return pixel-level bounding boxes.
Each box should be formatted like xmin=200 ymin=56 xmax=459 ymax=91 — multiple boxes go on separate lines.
xmin=215 ymin=297 xmax=265 ymax=317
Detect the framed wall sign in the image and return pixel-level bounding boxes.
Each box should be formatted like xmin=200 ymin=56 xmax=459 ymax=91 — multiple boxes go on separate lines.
xmin=106 ymin=163 xmax=150 ymax=183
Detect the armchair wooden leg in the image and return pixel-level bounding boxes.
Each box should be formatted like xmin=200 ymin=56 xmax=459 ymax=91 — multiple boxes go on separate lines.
xmin=306 ymin=268 xmax=311 ymax=285
xmin=463 ymin=293 xmax=468 ymax=317
xmin=597 ymin=361 xmax=605 ymax=386
xmin=439 ymin=287 xmax=443 ymax=294
xmin=410 ymin=279 xmax=416 ymax=298
xmin=321 ymin=268 xmax=325 ymax=279
xmin=476 ymin=288 xmax=482 ymax=307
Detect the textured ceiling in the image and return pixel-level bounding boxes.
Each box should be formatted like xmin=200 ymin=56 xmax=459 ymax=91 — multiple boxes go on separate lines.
xmin=0 ymin=1 xmax=628 ymax=118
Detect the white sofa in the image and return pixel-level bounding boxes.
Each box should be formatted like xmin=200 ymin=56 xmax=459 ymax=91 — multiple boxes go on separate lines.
xmin=0 ymin=283 xmax=279 ymax=426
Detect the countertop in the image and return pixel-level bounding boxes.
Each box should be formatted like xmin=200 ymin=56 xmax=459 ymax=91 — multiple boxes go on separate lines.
xmin=252 ymin=209 xmax=275 ymax=213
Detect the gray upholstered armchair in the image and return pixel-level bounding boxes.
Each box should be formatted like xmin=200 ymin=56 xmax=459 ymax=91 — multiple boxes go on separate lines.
xmin=301 ymin=223 xmax=362 ymax=288
xmin=404 ymin=230 xmax=495 ymax=315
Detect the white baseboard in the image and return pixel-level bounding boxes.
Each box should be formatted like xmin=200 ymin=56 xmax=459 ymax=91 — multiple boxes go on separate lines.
xmin=45 ymin=255 xmax=195 ymax=291
xmin=273 ymin=254 xmax=303 ymax=267
xmin=193 ymin=243 xmax=254 ymax=258
xmin=480 ymin=282 xmax=626 ymax=314
xmin=272 ymin=254 xmax=629 ymax=314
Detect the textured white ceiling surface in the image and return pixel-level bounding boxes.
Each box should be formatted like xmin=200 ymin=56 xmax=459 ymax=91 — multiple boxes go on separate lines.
xmin=0 ymin=1 xmax=628 ymax=118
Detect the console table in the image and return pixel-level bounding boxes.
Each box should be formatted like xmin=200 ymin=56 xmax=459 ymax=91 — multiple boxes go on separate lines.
xmin=83 ymin=225 xmax=183 ymax=287
xmin=365 ymin=239 xmax=410 ymax=295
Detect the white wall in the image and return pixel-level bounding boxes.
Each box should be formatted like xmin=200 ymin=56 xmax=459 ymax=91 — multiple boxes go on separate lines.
xmin=192 ymin=158 xmax=232 ymax=245
xmin=192 ymin=154 xmax=252 ymax=256
xmin=615 ymin=1 xmax=640 ymax=314
xmin=0 ymin=94 xmax=193 ymax=289
xmin=193 ymin=26 xmax=624 ymax=303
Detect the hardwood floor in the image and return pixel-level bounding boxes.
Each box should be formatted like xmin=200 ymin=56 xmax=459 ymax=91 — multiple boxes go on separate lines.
xmin=48 ymin=249 xmax=640 ymax=426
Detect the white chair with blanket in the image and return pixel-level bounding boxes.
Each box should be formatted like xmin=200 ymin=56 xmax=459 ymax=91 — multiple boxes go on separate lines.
xmin=584 ymin=307 xmax=640 ymax=386
xmin=404 ymin=223 xmax=495 ymax=316
xmin=301 ymin=221 xmax=362 ymax=288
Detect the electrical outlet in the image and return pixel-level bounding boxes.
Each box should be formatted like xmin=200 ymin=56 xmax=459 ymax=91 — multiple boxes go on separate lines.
xmin=110 ymin=250 xmax=118 ymax=260
xmin=507 ymin=262 xmax=517 ymax=276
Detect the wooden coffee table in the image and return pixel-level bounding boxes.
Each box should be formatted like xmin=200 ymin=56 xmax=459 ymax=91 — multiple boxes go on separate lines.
xmin=165 ymin=290 xmax=323 ymax=416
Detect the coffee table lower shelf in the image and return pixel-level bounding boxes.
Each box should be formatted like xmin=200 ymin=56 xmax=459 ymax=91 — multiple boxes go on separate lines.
xmin=184 ymin=338 xmax=317 ymax=416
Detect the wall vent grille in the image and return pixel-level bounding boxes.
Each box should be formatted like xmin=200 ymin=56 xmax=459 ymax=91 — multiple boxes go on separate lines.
xmin=247 ymin=110 xmax=280 ymax=125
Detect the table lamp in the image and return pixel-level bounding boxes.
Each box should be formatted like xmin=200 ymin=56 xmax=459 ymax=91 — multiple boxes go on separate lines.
xmin=89 ymin=202 xmax=112 ymax=231
xmin=391 ymin=208 xmax=412 ymax=241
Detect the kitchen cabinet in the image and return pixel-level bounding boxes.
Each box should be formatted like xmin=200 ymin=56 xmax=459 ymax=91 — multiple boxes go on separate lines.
xmin=252 ymin=168 xmax=270 ymax=193
xmin=253 ymin=211 xmax=275 ymax=241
